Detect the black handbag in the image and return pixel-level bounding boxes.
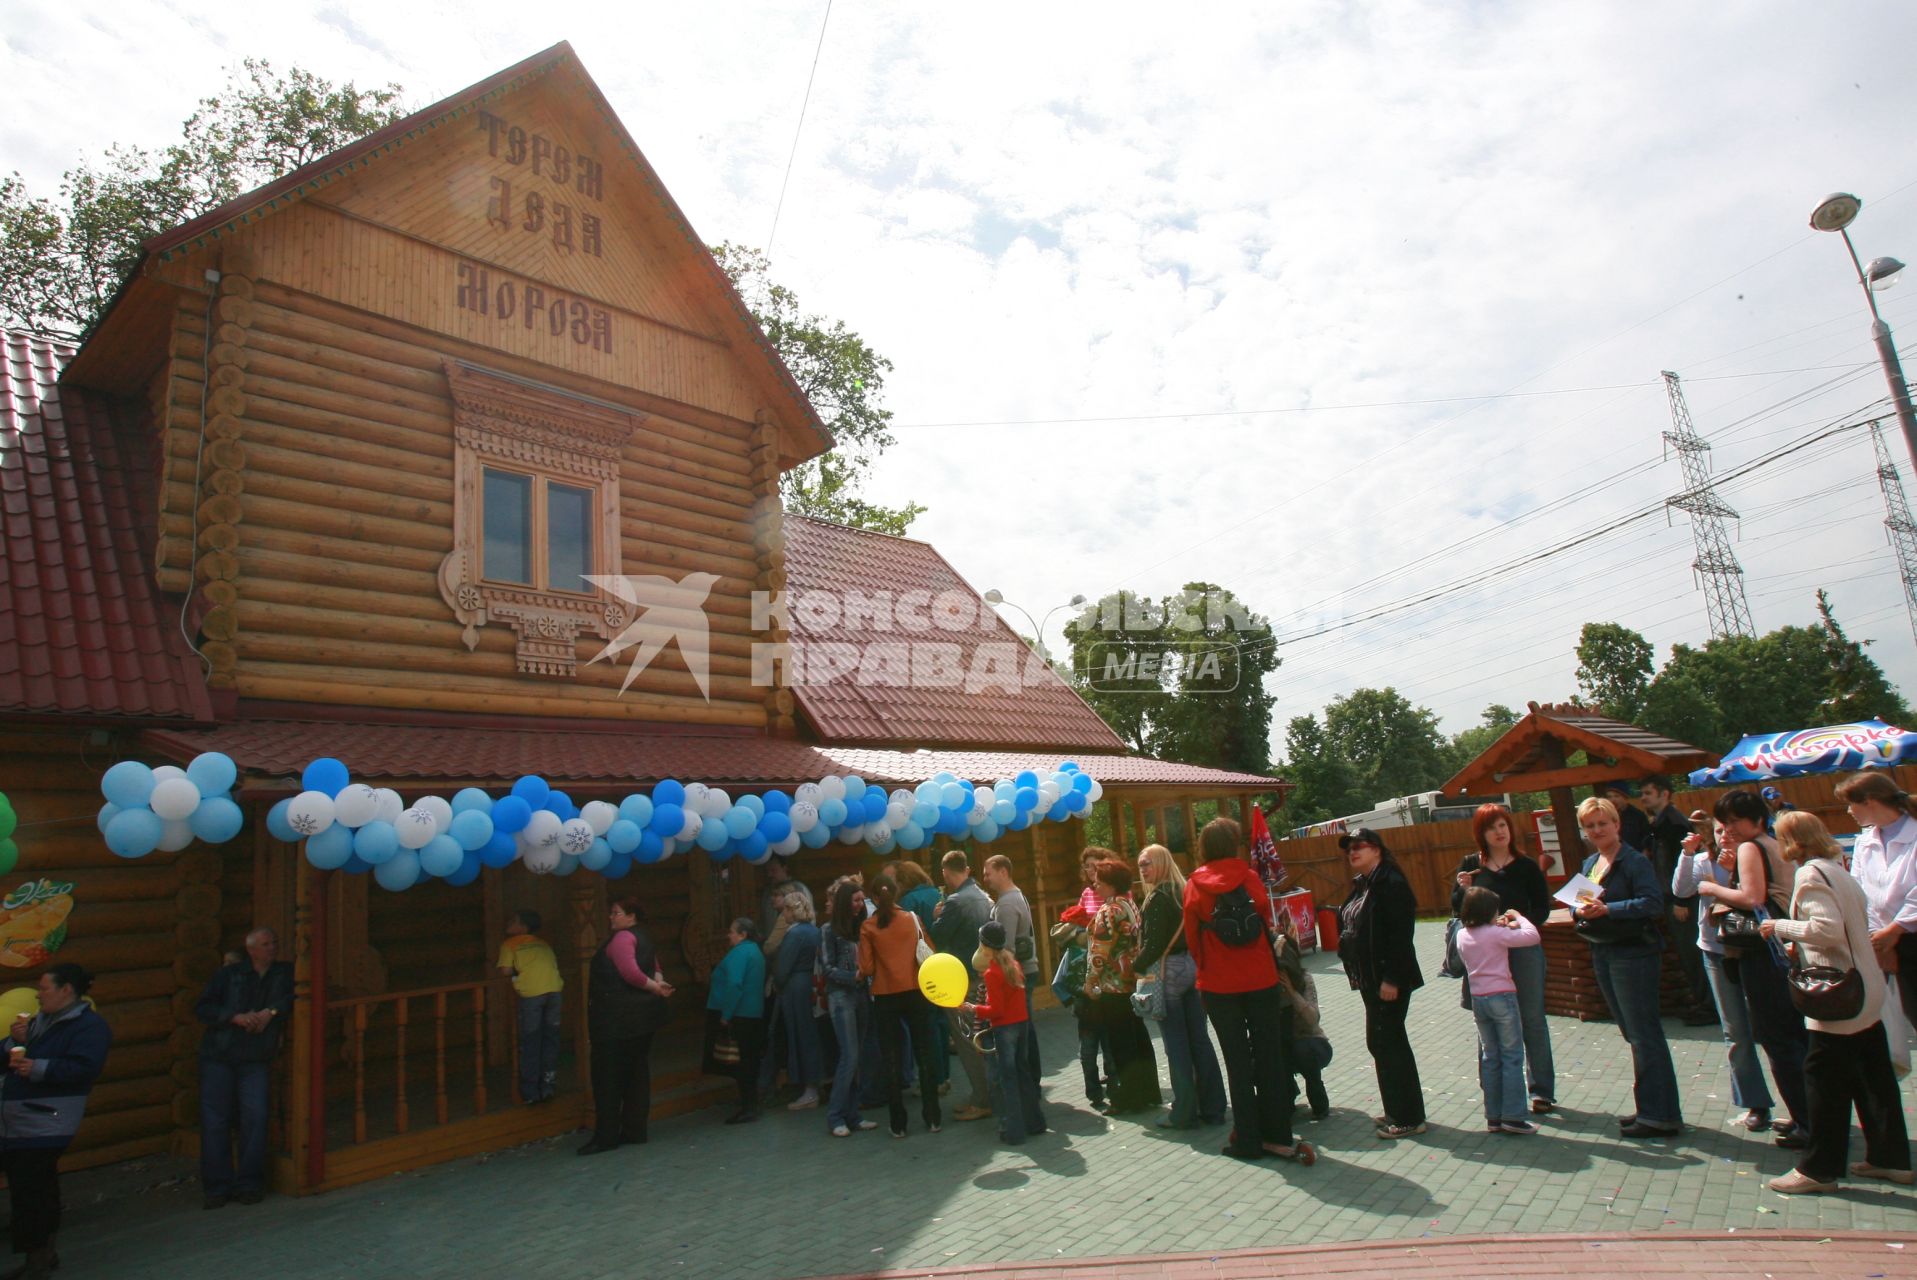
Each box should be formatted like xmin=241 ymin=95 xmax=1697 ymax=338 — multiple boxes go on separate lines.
xmin=1784 ymin=867 xmax=1867 ymax=1022
xmin=1710 ymin=840 xmax=1778 ymax=952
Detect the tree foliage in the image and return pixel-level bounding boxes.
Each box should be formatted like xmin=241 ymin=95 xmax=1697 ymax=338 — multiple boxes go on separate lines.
xmin=1323 ymin=687 xmax=1449 ymax=806
xmin=1817 ymin=589 xmax=1912 ymax=724
xmin=1062 ymin=584 xmax=1279 ymax=774
xmin=711 ymin=243 xmax=923 ymax=535
xmin=1575 ymin=622 xmax=1655 ymax=722
xmin=1 ymin=60 xmax=403 ymax=338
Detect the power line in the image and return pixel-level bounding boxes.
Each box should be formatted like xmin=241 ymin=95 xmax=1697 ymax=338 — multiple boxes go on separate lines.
xmin=764 ymin=0 xmax=834 ymax=261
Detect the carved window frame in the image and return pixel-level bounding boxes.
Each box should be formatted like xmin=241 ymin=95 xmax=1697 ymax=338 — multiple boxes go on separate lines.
xmin=437 ymin=359 xmax=641 ymax=676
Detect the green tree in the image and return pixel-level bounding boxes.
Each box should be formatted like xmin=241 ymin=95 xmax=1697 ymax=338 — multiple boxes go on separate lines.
xmin=1276 ymin=714 xmax=1357 ymax=827
xmin=1442 ymin=703 xmax=1521 ymax=779
xmin=1816 ymin=589 xmax=1912 ymax=723
xmin=1 ymin=60 xmax=403 ymax=337
xmin=1639 ymin=667 xmax=1723 ymax=748
xmin=1575 ymin=622 xmax=1655 ymax=722
xmin=1322 ymin=686 xmax=1449 ymax=805
xmin=711 ymin=244 xmax=923 ymax=535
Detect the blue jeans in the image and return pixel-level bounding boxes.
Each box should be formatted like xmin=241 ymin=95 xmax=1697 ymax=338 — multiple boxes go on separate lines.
xmin=1508 ymin=944 xmax=1555 ymax=1104
xmin=825 ymin=988 xmax=869 ymax=1129
xmin=516 ymin=992 xmax=562 ymax=1102
xmin=1472 ymin=991 xmax=1527 ymax=1124
xmin=984 ymin=1021 xmax=1047 ymax=1143
xmin=1702 ymin=948 xmax=1772 ymax=1111
xmin=1590 ymin=942 xmax=1681 ymax=1127
xmin=1156 ymin=953 xmax=1227 ymax=1125
xmin=200 ymin=1058 xmax=270 ymax=1197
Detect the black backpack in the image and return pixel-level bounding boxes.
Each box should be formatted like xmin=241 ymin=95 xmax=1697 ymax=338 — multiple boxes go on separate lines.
xmin=1206 ymin=886 xmax=1267 ymax=947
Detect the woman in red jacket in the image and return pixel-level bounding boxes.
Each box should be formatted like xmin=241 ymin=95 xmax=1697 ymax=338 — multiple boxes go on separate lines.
xmin=963 ymin=920 xmax=1047 ymax=1144
xmin=1181 ymin=818 xmax=1313 ymax=1164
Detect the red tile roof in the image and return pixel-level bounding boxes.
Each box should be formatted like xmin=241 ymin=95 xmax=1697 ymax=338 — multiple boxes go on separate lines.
xmin=782 ymin=516 xmax=1127 ymax=752
xmin=0 ymin=332 xmax=213 ymax=722
xmin=141 ymin=720 xmax=1278 ymax=791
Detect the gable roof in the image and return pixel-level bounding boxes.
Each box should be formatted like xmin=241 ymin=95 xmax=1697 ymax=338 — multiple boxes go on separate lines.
xmin=1443 ymin=701 xmax=1716 ymax=796
xmin=69 ymin=42 xmax=833 ymax=463
xmin=781 ymin=515 xmax=1128 ymax=752
xmin=0 ymin=331 xmax=213 ymax=722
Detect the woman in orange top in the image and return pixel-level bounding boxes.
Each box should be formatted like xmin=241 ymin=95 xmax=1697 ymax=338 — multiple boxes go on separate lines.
xmin=860 ymin=877 xmax=943 ymax=1138
xmin=965 ymin=920 xmax=1047 ymax=1145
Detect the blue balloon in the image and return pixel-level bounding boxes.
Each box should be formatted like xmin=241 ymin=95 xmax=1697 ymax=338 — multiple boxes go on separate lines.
xmin=959 ymin=779 xmax=975 ymax=795
xmin=96 ymin=801 xmax=121 ymax=835
xmin=762 ymin=791 xmax=792 ymax=815
xmin=911 ymin=801 xmax=940 ymax=829
xmin=895 ymin=821 xmax=925 ymax=850
xmin=603 ymin=850 xmax=633 ymax=880
xmin=449 ymin=809 xmax=494 ymax=852
xmin=758 ymin=812 xmax=792 ymax=843
xmin=723 ymin=806 xmax=757 ymax=840
xmin=581 ymin=837 xmax=613 ymax=872
xmin=105 ymin=807 xmax=163 ymax=858
xmin=940 ymin=782 xmax=965 ymax=809
xmin=186 ymin=752 xmax=237 ymax=797
xmin=915 ymin=780 xmax=943 ymax=804
xmin=1007 ymin=810 xmax=1031 ymax=832
xmin=354 ymin=820 xmax=399 ymax=865
xmin=189 ymin=796 xmax=245 ymax=844
xmin=618 ymin=794 xmax=654 ymax=829
xmin=1059 ymin=760 xmax=1081 ymax=773
xmin=266 ymin=799 xmax=298 ymax=843
xmin=305 ymin=824 xmax=355 ymax=870
xmin=842 ymin=776 xmax=867 ymax=803
xmin=740 ymin=831 xmax=768 ymax=860
xmin=303 ymin=758 xmax=351 ymax=798
xmin=817 ymin=798 xmax=847 ymax=829
xmin=1046 ymin=800 xmax=1071 ymax=822
xmin=736 ymin=793 xmax=765 ymax=821
xmin=480 ymin=830 xmax=519 ymax=869
xmin=511 ymin=775 xmax=551 ymax=808
xmin=861 ymin=792 xmax=886 ymax=823
xmin=637 ymin=830 xmax=665 ymax=864
xmin=1014 ymin=787 xmax=1039 ymax=812
xmin=606 ymin=820 xmax=642 ymax=855
xmin=419 ymin=834 xmax=464 ymax=878
xmin=1014 ymin=770 xmax=1038 ymax=790
xmin=974 ymin=817 xmax=1001 ymax=843
xmin=101 ymin=761 xmax=156 ymax=809
xmin=696 ymin=821 xmax=729 ymax=852
xmin=1064 ymin=790 xmax=1087 ymax=813
xmin=652 ymin=779 xmax=686 ymax=808
xmin=451 ymin=787 xmax=494 ymax=815
xmin=446 ymin=851 xmax=483 ymax=887
xmin=1071 ymin=772 xmax=1093 ymax=795
xmin=649 ymin=802 xmax=684 ymax=837
xmin=991 ymin=798 xmax=1015 ymax=825
xmin=710 ymin=841 xmax=736 ymax=863
xmin=799 ymin=822 xmax=832 ymax=849
xmin=374 ymin=848 xmax=421 ymax=891
xmin=546 ymin=792 xmax=577 ymax=821
xmin=340 ymin=854 xmax=372 ymax=875
xmin=492 ymin=796 xmax=532 ymax=834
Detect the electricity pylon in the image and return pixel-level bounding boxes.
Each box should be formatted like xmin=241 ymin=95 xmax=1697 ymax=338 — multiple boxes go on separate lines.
xmin=1663 ymin=370 xmax=1754 ymax=639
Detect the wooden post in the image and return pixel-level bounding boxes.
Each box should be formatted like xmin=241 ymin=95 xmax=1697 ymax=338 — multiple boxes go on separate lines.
xmin=1182 ymin=799 xmax=1198 ymax=859
xmin=433 ymin=991 xmax=449 ymax=1126
xmin=1538 ymin=739 xmax=1586 ymax=876
xmin=570 ymin=875 xmax=599 ymax=1116
xmin=290 ymin=856 xmax=322 ymax=1191
xmin=394 ymin=997 xmax=409 ymax=1135
xmin=1132 ymin=802 xmax=1148 ymax=852
xmin=472 ymin=988 xmax=489 ymax=1117
xmin=1109 ymin=800 xmax=1129 ymax=857
xmin=352 ymin=1006 xmax=368 ymax=1145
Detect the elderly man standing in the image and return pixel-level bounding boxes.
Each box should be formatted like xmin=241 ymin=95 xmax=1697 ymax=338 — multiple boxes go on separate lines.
xmin=931 ymin=850 xmax=996 ymax=1121
xmin=982 ymin=854 xmax=1042 ymax=1086
xmin=194 ymin=928 xmax=293 ymax=1209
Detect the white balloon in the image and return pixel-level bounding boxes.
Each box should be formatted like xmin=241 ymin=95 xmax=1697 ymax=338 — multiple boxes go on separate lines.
xmin=794 ymin=782 xmax=822 ymax=806
xmin=151 ymin=765 xmax=188 ymax=784
xmin=157 ymin=817 xmax=196 ymax=851
xmin=334 ymin=784 xmax=379 ymax=829
xmin=1039 ymin=782 xmax=1060 ymax=803
xmin=789 ymin=801 xmax=819 ymax=834
xmin=396 ymin=808 xmax=438 ymax=849
xmin=286 ymin=791 xmax=337 ymax=837
xmin=523 ymin=840 xmax=561 ymax=873
xmin=1086 ymin=778 xmax=1104 ymax=803
xmin=890 ymin=789 xmax=914 ymax=809
xmin=885 ymin=802 xmax=910 ymax=829
xmin=371 ymin=788 xmax=404 ymax=824
xmin=659 ymin=837 xmax=679 ymax=859
xmin=581 ymin=801 xmax=618 ymax=836
xmin=525 ymin=810 xmax=562 ymax=849
xmin=969 ymin=798 xmax=991 ymax=823
xmin=415 ymin=795 xmax=454 ymax=835
xmin=818 ymin=776 xmax=847 ymax=802
xmin=864 ymin=822 xmax=893 ymax=847
xmin=150 ymin=777 xmax=202 ymax=821
xmin=683 ymin=782 xmax=709 ymax=811
xmin=678 ymin=810 xmax=703 ymax=841
xmin=704 ymin=788 xmax=732 ymax=817
xmin=559 ymin=817 xmax=597 ymax=855
xmin=836 ymin=823 xmax=864 ymax=845
xmin=772 ymin=832 xmax=802 ymax=856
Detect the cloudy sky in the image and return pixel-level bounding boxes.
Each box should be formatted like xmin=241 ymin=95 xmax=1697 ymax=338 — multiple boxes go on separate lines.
xmin=8 ymin=1 xmax=1917 ymax=753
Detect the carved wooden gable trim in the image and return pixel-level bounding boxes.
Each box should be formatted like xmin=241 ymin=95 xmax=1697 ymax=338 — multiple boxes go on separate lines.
xmin=438 ymin=359 xmax=641 ymax=676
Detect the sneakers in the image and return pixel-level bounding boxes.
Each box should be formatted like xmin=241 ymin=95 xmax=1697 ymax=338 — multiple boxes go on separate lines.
xmin=855 ymin=1120 xmax=879 ymax=1131
xmin=1850 ymin=1161 xmax=1916 ymax=1185
xmin=890 ymin=1127 xmax=907 ymax=1139
xmin=1498 ymin=1120 xmax=1538 ymax=1136
xmin=929 ymin=1122 xmax=942 ymax=1133
xmin=830 ymin=1124 xmax=851 ymax=1138
xmin=1768 ymin=1169 xmax=1839 ymax=1194
xmin=787 ymin=1089 xmax=820 ymax=1111
xmin=1376 ymin=1121 xmax=1426 ymax=1139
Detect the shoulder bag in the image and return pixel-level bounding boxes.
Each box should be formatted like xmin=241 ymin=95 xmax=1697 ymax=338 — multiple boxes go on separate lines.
xmin=911 ymin=913 xmax=935 ymax=966
xmin=1710 ymin=841 xmax=1772 ymax=952
xmin=1785 ymin=866 xmax=1867 ymax=1022
xmin=1130 ymin=909 xmax=1184 ymax=1021
xmin=1440 ymin=856 xmax=1479 ymax=979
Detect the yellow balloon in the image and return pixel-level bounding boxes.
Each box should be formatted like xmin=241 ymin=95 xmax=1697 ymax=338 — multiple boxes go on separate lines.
xmin=0 ymin=988 xmax=38 ymax=1023
xmin=917 ymin=952 xmax=969 ymax=1008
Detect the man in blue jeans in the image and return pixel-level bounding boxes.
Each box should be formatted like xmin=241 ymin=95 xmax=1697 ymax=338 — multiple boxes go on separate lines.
xmin=194 ymin=928 xmax=293 ymax=1209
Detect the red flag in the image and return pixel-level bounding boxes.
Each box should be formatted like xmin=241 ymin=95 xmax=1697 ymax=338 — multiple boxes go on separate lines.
xmin=1247 ymin=804 xmax=1285 ymax=888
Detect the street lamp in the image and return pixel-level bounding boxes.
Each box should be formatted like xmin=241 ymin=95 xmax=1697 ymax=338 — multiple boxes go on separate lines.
xmin=983 ymin=590 xmax=1086 ymax=664
xmin=1809 ymin=192 xmax=1917 ymax=464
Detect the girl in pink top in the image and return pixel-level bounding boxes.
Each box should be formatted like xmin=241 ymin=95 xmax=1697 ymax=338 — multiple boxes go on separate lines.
xmin=1454 ymin=886 xmax=1541 ymax=1134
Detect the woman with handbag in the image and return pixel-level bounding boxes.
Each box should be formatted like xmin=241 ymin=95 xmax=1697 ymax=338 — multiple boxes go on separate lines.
xmin=861 ymin=876 xmax=943 ymax=1138
xmin=1451 ymin=804 xmax=1556 ymax=1114
xmin=1759 ymin=811 xmax=1912 ymax=1193
xmin=1675 ymin=816 xmax=1776 ymax=1132
xmin=1134 ymin=844 xmax=1226 ymax=1130
xmin=581 ymin=899 xmax=673 ymax=1155
xmin=1694 ymin=789 xmax=1810 ymax=1148
xmin=1083 ymin=858 xmax=1162 ymax=1115
xmin=1569 ymin=798 xmax=1682 ymax=1138
xmin=1834 ymin=771 xmax=1917 ymax=1029
xmin=707 ymin=917 xmax=767 ymax=1125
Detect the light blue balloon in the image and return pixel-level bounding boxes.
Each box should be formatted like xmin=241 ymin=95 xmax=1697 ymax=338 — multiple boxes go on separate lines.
xmin=186 ymin=752 xmax=237 ymax=797
xmin=842 ymin=776 xmax=866 ymax=803
xmin=618 ymin=794 xmax=654 ymax=829
xmin=932 ymin=771 xmax=957 ymax=786
xmin=449 ymin=809 xmax=494 ymax=852
xmin=817 ymin=798 xmax=847 ymax=829
xmin=553 ymin=852 xmax=580 ymax=878
xmin=991 ymin=798 xmax=1015 ymax=824
xmin=915 ymin=780 xmax=943 ymax=805
xmin=419 ymin=834 xmax=464 ymax=878
xmin=102 ymin=761 xmax=156 ymax=810
xmin=105 ymin=807 xmax=163 ymax=858
xmin=723 ymin=806 xmax=757 ymax=840
xmin=606 ymin=819 xmax=642 ymax=855
xmin=974 ymin=817 xmax=1001 ymax=843
xmin=354 ymin=820 xmax=399 ymax=865
xmin=305 ymin=824 xmax=355 ymax=870
xmin=266 ymin=799 xmax=298 ymax=842
xmin=895 ymin=821 xmax=925 ymax=850
xmin=374 ymin=847 xmax=421 ymax=891
xmin=737 ymin=793 xmax=765 ymax=819
xmin=581 ymin=837 xmax=613 ymax=872
xmin=911 ymin=801 xmax=940 ymax=829
xmin=993 ymin=779 xmax=1016 ymax=799
xmin=97 ymin=801 xmax=121 ymax=835
xmin=696 ymin=821 xmax=729 ymax=852
xmin=940 ymin=782 xmax=965 ymax=809
xmin=188 ymin=796 xmax=245 ymax=844
xmin=799 ymin=822 xmax=832 ymax=849
xmin=451 ymin=788 xmax=494 ymax=815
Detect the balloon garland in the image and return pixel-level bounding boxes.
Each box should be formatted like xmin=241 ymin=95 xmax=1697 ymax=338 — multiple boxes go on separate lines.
xmin=93 ymin=752 xmax=1101 ymax=893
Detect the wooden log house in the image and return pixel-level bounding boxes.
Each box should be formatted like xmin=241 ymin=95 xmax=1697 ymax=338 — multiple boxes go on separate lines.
xmin=0 ymin=43 xmax=1284 ymax=1194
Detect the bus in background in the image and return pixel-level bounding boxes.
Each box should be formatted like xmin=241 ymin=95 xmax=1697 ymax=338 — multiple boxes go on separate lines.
xmin=1287 ymin=790 xmax=1513 ymax=840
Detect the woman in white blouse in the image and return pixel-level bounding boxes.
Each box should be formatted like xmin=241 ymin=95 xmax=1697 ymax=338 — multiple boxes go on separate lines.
xmin=1759 ymin=811 xmax=1912 ymax=1194
xmin=1835 ymin=771 xmax=1917 ymax=1027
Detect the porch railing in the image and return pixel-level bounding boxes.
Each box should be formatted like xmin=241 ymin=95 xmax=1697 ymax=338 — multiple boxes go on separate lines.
xmin=331 ymin=982 xmax=490 ymax=1143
